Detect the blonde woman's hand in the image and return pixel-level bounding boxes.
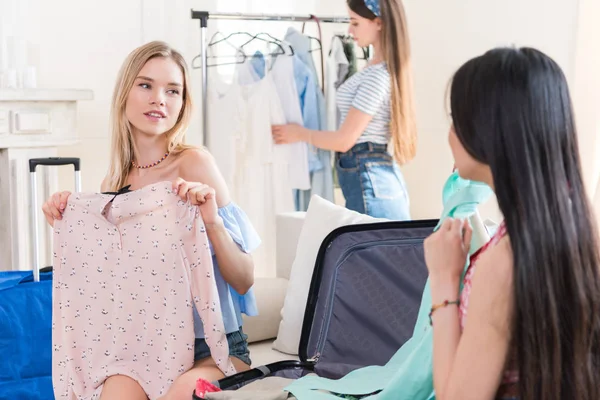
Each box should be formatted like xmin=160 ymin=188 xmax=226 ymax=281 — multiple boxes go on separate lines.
xmin=172 ymin=178 xmax=220 ymax=225
xmin=42 ymin=191 xmax=72 ymax=227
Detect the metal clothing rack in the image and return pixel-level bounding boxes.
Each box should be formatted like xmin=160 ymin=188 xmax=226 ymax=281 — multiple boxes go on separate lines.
xmin=191 ymin=10 xmax=350 ymax=148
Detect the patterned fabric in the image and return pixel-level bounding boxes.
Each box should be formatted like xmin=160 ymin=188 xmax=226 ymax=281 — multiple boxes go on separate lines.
xmin=364 ymin=0 xmax=381 ymax=16
xmin=459 ymin=223 xmax=507 ymax=326
xmin=459 ymin=221 xmax=520 ymax=391
xmin=52 ymin=182 xmax=236 ymax=399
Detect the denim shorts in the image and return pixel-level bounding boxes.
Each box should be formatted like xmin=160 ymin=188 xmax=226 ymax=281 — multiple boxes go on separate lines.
xmin=193 ymin=328 xmax=251 ymax=366
xmin=335 ymin=142 xmax=410 ymax=220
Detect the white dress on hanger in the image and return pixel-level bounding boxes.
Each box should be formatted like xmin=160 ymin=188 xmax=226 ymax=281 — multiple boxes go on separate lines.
xmin=240 ymin=54 xmax=311 ymax=191
xmin=207 ymin=61 xmax=295 ymax=278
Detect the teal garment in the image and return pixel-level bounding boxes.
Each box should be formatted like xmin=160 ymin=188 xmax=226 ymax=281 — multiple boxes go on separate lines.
xmin=285 ymin=172 xmax=493 ymax=400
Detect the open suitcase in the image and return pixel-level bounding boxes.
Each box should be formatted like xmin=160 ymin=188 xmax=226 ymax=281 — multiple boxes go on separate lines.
xmin=0 ymin=158 xmax=81 ymax=400
xmin=194 ymin=218 xmax=438 ymax=399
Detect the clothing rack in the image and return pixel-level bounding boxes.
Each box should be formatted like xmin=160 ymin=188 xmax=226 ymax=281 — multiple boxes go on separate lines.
xmin=191 ymin=10 xmax=350 ymax=148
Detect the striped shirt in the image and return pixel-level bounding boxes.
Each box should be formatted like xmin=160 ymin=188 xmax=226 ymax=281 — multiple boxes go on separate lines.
xmin=336 ymin=62 xmax=391 ymax=145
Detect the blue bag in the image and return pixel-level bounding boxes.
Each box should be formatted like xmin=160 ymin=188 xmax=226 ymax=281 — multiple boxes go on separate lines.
xmin=0 ymin=271 xmax=54 ymax=400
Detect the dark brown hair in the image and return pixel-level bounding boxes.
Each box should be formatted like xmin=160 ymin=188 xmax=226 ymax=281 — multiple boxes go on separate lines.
xmin=450 ymin=47 xmax=600 ymax=400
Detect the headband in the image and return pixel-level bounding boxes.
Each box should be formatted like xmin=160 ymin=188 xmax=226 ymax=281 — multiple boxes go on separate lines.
xmin=364 ymin=0 xmax=381 ymax=17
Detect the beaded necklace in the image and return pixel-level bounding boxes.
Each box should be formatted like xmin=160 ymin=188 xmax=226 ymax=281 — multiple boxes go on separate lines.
xmin=132 ymin=152 xmax=169 ymax=169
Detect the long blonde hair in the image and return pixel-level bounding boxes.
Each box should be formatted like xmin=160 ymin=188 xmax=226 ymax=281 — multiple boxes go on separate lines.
xmin=348 ymin=0 xmax=418 ymax=164
xmin=104 ymin=41 xmax=195 ymax=191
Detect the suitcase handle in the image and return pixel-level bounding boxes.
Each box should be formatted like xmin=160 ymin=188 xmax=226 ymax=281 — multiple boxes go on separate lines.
xmin=29 ymin=157 xmax=81 ymax=172
xmin=29 ymin=157 xmax=82 ymax=282
xmin=214 ymin=360 xmax=315 ymax=390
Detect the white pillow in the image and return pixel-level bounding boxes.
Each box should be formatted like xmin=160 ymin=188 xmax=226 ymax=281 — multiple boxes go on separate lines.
xmin=272 ymin=195 xmax=386 ymax=355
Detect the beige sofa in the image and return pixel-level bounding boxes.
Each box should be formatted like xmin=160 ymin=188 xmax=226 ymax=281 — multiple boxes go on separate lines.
xmin=241 ymin=212 xmax=306 ymax=367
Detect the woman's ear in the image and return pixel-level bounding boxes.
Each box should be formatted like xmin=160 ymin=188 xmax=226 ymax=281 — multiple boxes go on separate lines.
xmin=376 ymin=18 xmax=383 ymax=31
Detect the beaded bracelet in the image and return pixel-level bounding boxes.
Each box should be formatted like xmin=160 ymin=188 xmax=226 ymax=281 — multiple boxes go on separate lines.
xmin=429 ymin=299 xmax=460 ymax=326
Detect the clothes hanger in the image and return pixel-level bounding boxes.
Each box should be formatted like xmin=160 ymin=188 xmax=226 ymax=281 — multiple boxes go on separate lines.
xmin=301 ymin=14 xmax=325 ymax=92
xmin=192 ymin=31 xmax=247 ymax=68
xmin=208 ymin=31 xmax=256 ymax=47
xmin=193 ymin=31 xmax=288 ymax=68
xmin=240 ymin=34 xmax=293 ymax=57
xmin=333 ymin=34 xmax=369 ymax=60
xmin=241 ymin=33 xmax=295 ymax=56
xmin=307 ymin=36 xmax=322 ymax=53
xmin=234 ymin=32 xmax=295 ymax=72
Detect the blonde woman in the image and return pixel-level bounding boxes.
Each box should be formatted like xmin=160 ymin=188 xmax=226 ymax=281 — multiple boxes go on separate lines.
xmin=42 ymin=41 xmax=258 ymax=399
xmin=272 ymin=0 xmax=416 ymax=220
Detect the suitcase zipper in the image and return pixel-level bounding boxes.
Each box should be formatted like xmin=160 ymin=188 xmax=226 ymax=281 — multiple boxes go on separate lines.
xmin=307 ymin=352 xmax=321 ymax=363
xmin=311 ymin=238 xmax=424 ymax=362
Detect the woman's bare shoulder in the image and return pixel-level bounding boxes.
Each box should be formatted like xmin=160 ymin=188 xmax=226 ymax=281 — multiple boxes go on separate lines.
xmin=476 ymin=236 xmax=514 ymax=287
xmin=471 ymin=235 xmax=514 ymax=331
xmin=177 ymin=147 xmax=214 ymax=170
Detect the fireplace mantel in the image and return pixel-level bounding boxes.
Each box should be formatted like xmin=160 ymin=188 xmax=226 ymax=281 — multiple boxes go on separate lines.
xmin=0 ymin=88 xmax=93 ymax=271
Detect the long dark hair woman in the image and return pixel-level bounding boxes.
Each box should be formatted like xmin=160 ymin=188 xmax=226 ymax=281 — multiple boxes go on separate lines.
xmin=424 ymin=47 xmax=600 ymax=400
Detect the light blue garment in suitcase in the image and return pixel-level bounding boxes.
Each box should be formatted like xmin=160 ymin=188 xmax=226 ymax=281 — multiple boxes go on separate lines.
xmin=286 ymin=172 xmax=493 ymax=400
xmin=0 ymin=270 xmax=54 ymax=400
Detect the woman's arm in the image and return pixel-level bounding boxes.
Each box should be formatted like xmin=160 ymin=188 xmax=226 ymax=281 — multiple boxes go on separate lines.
xmin=272 ymin=107 xmax=374 ymax=153
xmin=179 ymin=149 xmax=254 ymax=295
xmin=432 ymin=238 xmax=514 ymax=400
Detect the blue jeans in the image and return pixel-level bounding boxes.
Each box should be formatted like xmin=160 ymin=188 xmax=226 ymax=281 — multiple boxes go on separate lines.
xmin=335 ymin=142 xmax=410 ymax=220
xmin=193 ymin=328 xmax=251 ymax=366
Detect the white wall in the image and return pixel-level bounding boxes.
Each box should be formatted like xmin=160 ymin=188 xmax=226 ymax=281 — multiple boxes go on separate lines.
xmin=20 ymin=0 xmax=591 ymax=223
xmin=397 ymin=0 xmax=579 ymax=220
xmin=19 ymin=0 xmax=217 ymax=192
xmin=25 ymin=0 xmax=141 ymax=192
xmin=572 ymin=0 xmax=600 ymax=225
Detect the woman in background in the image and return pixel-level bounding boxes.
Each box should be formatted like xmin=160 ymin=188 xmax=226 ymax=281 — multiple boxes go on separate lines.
xmin=272 ymin=0 xmax=417 ymax=220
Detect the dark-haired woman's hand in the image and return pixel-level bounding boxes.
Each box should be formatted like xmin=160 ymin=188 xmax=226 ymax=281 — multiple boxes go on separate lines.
xmin=424 ymin=218 xmax=472 ymax=283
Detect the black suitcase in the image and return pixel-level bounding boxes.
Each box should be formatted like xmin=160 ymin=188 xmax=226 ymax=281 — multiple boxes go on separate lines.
xmin=194 ymin=219 xmax=437 ymax=399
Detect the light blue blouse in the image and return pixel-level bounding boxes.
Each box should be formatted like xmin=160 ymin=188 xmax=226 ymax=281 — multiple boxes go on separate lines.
xmin=193 ymin=202 xmax=261 ymax=338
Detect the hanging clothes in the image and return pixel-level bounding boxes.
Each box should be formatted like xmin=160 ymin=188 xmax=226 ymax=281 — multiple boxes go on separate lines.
xmin=336 ymin=36 xmax=359 ymax=129
xmin=341 ymin=36 xmax=358 ymax=83
xmin=51 ymin=182 xmax=236 ymax=400
xmin=246 ymin=53 xmax=311 ymax=190
xmin=284 ymin=28 xmax=335 ymax=210
xmin=251 ymin=49 xmax=323 ymax=174
xmin=289 ymin=53 xmax=322 ymax=140
xmin=207 ymin=63 xmax=295 ymax=278
xmin=284 ymin=28 xmax=326 ymax=133
xmin=325 ymin=35 xmax=350 ymax=132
